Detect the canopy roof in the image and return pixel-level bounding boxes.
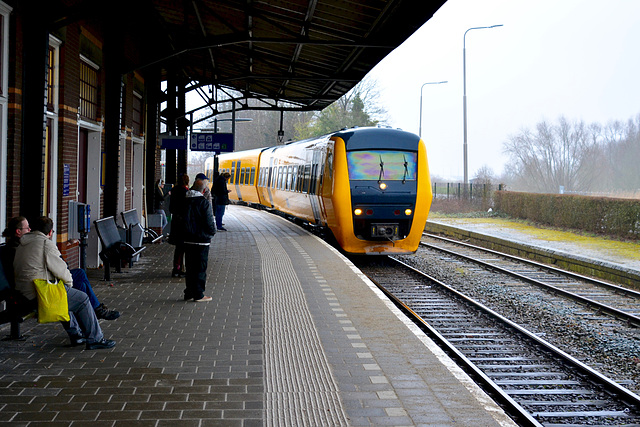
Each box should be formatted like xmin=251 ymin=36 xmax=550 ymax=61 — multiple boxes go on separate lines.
xmin=53 ymin=0 xmax=447 ymax=112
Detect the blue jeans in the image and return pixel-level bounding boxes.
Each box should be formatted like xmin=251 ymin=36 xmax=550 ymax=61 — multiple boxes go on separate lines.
xmin=62 ymin=287 xmax=103 ymax=343
xmin=215 ymin=204 xmax=226 ymax=228
xmin=71 ymin=268 xmax=100 ymax=309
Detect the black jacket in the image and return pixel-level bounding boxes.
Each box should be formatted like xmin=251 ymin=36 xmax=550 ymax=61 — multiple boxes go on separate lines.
xmin=153 ymin=185 xmax=165 ymax=211
xmin=212 ymin=176 xmax=230 ymax=205
xmin=181 ymin=191 xmax=216 ymax=244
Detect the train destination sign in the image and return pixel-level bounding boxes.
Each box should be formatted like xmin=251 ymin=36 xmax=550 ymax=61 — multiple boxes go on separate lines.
xmin=190 ymin=133 xmax=234 ymax=152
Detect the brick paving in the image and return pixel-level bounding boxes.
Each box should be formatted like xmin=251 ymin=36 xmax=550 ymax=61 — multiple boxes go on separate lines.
xmin=0 ymin=214 xmax=263 ymax=426
xmin=0 ymin=206 xmax=515 ymax=426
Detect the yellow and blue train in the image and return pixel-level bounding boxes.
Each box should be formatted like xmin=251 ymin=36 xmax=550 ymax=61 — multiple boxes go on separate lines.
xmin=204 ymin=127 xmax=432 ymax=254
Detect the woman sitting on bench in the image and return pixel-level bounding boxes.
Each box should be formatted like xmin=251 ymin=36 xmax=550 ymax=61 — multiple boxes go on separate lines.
xmin=2 ymin=216 xmax=120 ymax=320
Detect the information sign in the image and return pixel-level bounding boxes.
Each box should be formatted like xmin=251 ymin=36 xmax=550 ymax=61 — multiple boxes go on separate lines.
xmin=190 ymin=133 xmax=234 ymax=152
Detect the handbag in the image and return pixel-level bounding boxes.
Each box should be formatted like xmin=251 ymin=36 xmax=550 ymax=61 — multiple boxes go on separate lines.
xmin=33 ymin=246 xmax=70 ymax=323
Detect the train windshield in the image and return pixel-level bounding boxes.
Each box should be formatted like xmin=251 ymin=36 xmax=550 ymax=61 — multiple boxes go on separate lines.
xmin=347 ymin=150 xmax=417 ymax=181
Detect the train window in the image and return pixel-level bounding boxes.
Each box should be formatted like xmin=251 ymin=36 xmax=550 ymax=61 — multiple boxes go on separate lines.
xmin=292 ymin=166 xmax=298 ymax=192
xmin=231 ymin=162 xmax=236 ymax=184
xmin=235 ymin=161 xmax=242 ymax=184
xmin=298 ymin=166 xmax=304 ymax=192
xmin=278 ymin=166 xmax=284 ymax=190
xmin=302 ymin=164 xmax=310 ymax=193
xmin=286 ymin=166 xmax=292 ymax=191
xmin=310 ymin=164 xmax=318 ymax=194
xmin=240 ymin=168 xmax=245 ymax=185
xmin=347 ymin=150 xmax=418 ymax=181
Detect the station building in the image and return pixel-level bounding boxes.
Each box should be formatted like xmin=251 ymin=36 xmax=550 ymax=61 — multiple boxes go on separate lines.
xmin=0 ymin=0 xmax=446 ymax=270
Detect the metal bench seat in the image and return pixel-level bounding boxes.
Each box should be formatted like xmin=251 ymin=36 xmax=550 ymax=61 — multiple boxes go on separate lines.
xmin=94 ymin=216 xmax=146 ymax=281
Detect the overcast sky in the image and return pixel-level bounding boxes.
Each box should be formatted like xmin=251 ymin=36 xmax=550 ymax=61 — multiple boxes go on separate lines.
xmin=365 ymin=0 xmax=640 ymax=180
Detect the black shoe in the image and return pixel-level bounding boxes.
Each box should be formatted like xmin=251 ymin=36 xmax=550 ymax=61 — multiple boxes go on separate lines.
xmin=218 ymin=227 xmax=227 ymax=231
xmin=172 ymin=269 xmax=186 ymax=278
xmin=95 ymin=304 xmax=120 ymax=320
xmin=69 ymin=335 xmax=86 ymax=346
xmin=184 ymin=295 xmax=193 ymax=301
xmin=86 ymin=338 xmax=116 ymax=350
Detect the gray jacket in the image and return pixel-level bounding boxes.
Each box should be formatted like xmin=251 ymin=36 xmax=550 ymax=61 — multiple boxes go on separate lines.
xmin=13 ymin=231 xmax=73 ymax=300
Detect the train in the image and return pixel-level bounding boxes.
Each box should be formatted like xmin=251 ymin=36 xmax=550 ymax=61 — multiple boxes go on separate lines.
xmin=204 ymin=127 xmax=432 ymax=254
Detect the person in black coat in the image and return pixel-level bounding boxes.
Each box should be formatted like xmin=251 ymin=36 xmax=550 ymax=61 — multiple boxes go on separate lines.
xmin=180 ymin=179 xmax=216 ymax=302
xmin=169 ymin=173 xmax=190 ymax=277
xmin=212 ymin=172 xmax=231 ymax=230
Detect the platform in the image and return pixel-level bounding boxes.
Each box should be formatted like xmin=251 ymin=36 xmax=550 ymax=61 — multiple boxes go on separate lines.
xmin=0 ymin=206 xmax=515 ymax=426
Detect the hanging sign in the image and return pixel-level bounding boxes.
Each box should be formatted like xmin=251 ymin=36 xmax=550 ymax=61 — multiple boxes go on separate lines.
xmin=160 ymin=136 xmax=188 ymax=150
xmin=190 ymin=133 xmax=234 ymax=152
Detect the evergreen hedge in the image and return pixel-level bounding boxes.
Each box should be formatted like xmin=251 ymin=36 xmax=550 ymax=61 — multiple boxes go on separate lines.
xmin=493 ymin=191 xmax=640 ymax=240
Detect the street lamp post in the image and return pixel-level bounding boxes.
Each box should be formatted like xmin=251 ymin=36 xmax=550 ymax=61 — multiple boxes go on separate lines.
xmin=419 ymin=81 xmax=447 ymax=139
xmin=463 ymin=24 xmax=502 ymax=186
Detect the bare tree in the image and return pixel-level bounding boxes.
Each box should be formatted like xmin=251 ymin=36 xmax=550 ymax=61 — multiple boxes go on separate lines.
xmin=473 ymin=165 xmax=495 ymax=185
xmin=503 ymin=117 xmax=601 ymax=193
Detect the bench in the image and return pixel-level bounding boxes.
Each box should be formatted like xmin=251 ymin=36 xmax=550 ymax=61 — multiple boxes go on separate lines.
xmin=121 ymin=209 xmax=163 ymax=244
xmin=0 ymin=244 xmax=36 ymax=340
xmin=94 ymin=216 xmax=146 ymax=281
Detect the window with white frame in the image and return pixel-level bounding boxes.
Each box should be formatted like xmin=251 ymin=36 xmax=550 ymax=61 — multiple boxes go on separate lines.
xmin=79 ymin=58 xmax=99 ymax=121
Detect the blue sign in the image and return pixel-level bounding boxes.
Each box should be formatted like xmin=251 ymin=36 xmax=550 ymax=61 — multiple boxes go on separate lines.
xmin=63 ymin=164 xmax=70 ymax=196
xmin=160 ymin=136 xmax=188 ymax=150
xmin=190 ymin=133 xmax=234 ymax=152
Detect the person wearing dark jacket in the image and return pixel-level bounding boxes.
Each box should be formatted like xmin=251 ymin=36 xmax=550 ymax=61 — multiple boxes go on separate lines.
xmin=212 ymin=172 xmax=231 ymax=230
xmin=180 ymin=179 xmax=216 ymax=302
xmin=169 ymin=174 xmax=190 ymax=277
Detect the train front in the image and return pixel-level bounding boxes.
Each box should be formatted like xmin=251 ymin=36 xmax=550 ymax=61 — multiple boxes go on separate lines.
xmin=330 ymin=128 xmax=432 ymax=254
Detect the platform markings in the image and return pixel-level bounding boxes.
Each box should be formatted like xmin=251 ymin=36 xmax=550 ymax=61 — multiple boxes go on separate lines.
xmin=287 ymin=238 xmax=398 ymax=406
xmin=254 ymin=232 xmax=349 ymax=427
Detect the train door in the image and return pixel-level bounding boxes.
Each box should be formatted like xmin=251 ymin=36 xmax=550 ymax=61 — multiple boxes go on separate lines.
xmin=309 ymin=148 xmax=325 ymax=225
xmin=266 ymin=155 xmax=275 ymax=207
xmin=234 ymin=160 xmax=242 ymax=200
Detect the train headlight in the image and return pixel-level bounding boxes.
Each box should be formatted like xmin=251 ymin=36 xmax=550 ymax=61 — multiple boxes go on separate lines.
xmin=379 ymin=182 xmax=387 ymax=190
xmin=405 ymin=209 xmax=412 ymax=216
xmin=354 ymin=208 xmax=363 ymax=216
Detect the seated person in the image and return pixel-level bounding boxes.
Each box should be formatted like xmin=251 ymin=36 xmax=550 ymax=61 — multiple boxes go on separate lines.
xmin=2 ymin=216 xmax=119 ymax=320
xmin=13 ymin=216 xmax=116 ymax=350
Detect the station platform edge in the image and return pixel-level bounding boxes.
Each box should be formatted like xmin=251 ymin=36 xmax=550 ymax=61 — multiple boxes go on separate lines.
xmin=0 ymin=206 xmax=516 ymax=426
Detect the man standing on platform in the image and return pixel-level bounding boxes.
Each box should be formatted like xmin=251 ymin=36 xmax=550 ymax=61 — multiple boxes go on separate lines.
xmin=181 ymin=179 xmax=216 ymax=302
xmin=212 ymin=172 xmax=231 ymax=230
xmin=169 ymin=173 xmax=190 ymax=277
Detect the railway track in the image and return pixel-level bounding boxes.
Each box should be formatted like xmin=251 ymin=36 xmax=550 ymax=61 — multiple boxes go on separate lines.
xmin=421 ymin=233 xmax=640 ymax=328
xmin=353 ymin=256 xmax=640 ymax=426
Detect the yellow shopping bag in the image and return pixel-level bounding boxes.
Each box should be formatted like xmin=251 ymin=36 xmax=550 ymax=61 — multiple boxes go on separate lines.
xmin=33 ymin=279 xmax=70 ymax=323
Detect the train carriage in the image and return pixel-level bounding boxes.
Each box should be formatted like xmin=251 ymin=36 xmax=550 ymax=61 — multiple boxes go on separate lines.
xmin=210 ymin=148 xmax=263 ymax=206
xmin=205 ymin=127 xmax=432 ymax=254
